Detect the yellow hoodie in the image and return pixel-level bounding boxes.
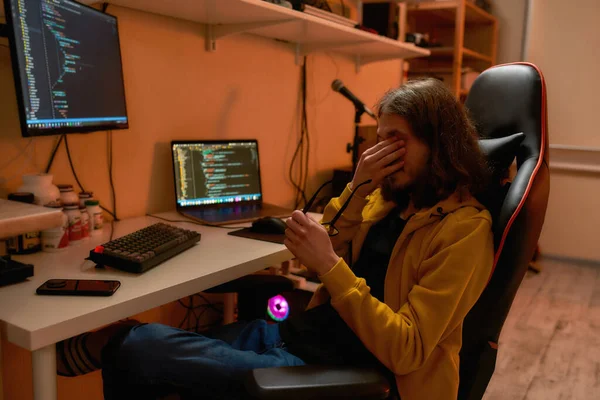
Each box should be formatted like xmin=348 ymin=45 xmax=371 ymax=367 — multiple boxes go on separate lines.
xmin=309 ymin=184 xmax=494 ymax=400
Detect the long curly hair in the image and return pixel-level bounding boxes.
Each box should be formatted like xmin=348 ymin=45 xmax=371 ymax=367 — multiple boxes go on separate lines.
xmin=376 ymin=78 xmax=490 ymax=208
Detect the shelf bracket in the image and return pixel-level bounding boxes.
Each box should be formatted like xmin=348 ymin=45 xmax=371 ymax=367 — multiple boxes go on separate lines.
xmin=355 ymin=55 xmax=362 ymax=73
xmin=294 ymin=40 xmax=374 ymax=66
xmin=206 ymin=19 xmax=294 ymax=52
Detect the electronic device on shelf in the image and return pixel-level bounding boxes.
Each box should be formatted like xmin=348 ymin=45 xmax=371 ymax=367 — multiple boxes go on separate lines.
xmin=3 ymin=0 xmax=128 ymax=137
xmin=88 ymin=223 xmax=201 ymax=273
xmin=171 ymin=140 xmax=293 ymax=225
xmin=0 ymin=255 xmax=34 ymax=286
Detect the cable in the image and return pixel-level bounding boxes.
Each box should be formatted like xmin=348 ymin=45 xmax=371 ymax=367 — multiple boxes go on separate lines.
xmin=289 ymin=144 xmax=305 ymax=209
xmin=109 ymin=219 xmax=115 ymax=241
xmin=45 ymin=134 xmax=64 ymax=173
xmin=310 ymin=53 xmax=339 ymax=107
xmin=145 ymin=213 xmax=246 ymax=230
xmin=177 ymin=295 xmax=224 ymax=332
xmin=298 ymin=58 xmax=307 ymax=208
xmin=0 ymin=139 xmax=33 ymax=171
xmin=289 ymin=139 xmax=306 ymax=209
xmin=289 ymin=56 xmax=311 ymax=209
xmin=64 ymin=135 xmax=117 ymax=220
xmin=301 ymin=56 xmax=310 ymax=207
xmin=101 ymin=0 xmax=120 ymax=222
xmin=177 ymin=299 xmax=192 ymax=329
xmin=289 ymin=58 xmax=305 ymax=209
xmin=63 ymin=135 xmax=86 ymax=192
xmin=0 ymin=139 xmax=37 ymax=184
xmin=194 ymin=293 xmax=225 ymax=315
xmin=195 ymin=307 xmax=211 ymax=333
xmin=107 ymin=131 xmax=118 ymax=221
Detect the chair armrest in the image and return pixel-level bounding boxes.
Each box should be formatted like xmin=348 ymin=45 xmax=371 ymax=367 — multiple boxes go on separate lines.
xmin=245 ymin=365 xmax=391 ymax=400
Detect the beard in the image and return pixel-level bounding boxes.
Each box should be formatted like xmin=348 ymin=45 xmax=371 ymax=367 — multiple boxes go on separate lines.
xmin=380 ymin=166 xmax=438 ymax=210
xmin=380 ymin=175 xmax=412 ymax=210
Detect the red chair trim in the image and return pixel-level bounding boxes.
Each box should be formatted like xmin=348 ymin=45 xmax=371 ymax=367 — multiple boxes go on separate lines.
xmin=486 ymin=62 xmax=548 ymax=283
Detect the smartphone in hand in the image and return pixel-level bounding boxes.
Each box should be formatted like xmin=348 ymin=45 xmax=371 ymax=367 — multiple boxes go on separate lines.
xmin=36 ymin=279 xmax=121 ymax=296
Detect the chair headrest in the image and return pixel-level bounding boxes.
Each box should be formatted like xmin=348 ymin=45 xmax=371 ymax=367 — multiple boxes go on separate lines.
xmin=478 ymin=132 xmax=525 ymax=178
xmin=465 ymin=63 xmax=548 ymax=166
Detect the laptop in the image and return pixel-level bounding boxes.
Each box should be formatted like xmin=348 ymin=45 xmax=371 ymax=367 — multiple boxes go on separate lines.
xmin=171 ymin=140 xmax=293 ymax=225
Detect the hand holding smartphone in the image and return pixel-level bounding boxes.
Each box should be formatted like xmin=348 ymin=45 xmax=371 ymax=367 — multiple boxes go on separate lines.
xmin=36 ymin=279 xmax=121 ymax=296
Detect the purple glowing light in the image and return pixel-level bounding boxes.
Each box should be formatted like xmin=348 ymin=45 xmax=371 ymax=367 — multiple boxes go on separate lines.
xmin=267 ymin=294 xmax=290 ymax=321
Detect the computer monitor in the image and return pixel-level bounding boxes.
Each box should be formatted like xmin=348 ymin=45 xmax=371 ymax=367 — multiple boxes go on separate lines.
xmin=3 ymin=0 xmax=128 ymax=137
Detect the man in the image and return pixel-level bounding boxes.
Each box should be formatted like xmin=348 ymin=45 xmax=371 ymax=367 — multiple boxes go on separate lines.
xmin=58 ymin=78 xmax=493 ymax=400
xmin=281 ymin=78 xmax=493 ymax=399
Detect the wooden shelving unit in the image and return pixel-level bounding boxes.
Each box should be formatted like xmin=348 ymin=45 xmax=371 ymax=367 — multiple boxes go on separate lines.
xmin=429 ymin=46 xmax=492 ymax=62
xmin=405 ymin=0 xmax=498 ymax=98
xmin=81 ymin=0 xmax=430 ymax=71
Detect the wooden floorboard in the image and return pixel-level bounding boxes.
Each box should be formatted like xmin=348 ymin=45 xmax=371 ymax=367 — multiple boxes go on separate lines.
xmin=483 ymin=257 xmax=600 ymax=400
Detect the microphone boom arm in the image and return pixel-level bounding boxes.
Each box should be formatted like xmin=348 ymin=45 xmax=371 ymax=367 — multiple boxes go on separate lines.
xmin=331 ymin=79 xmax=374 ymax=172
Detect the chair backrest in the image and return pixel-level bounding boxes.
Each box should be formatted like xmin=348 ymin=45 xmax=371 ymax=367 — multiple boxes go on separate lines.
xmin=458 ymin=63 xmax=550 ymax=400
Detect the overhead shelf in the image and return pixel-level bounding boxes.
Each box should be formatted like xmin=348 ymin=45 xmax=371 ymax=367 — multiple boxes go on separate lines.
xmin=82 ymin=0 xmax=430 ymax=71
xmin=407 ymin=1 xmax=497 ymax=24
xmin=428 ymin=47 xmax=493 ymax=63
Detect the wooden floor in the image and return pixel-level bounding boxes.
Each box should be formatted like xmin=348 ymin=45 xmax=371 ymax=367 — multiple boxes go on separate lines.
xmin=483 ymin=257 xmax=600 ymax=400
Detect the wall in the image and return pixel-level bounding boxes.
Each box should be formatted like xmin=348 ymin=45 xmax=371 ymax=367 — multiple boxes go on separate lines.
xmin=0 ymin=5 xmax=400 ymax=218
xmin=492 ymin=0 xmax=527 ymax=64
xmin=0 ymin=4 xmax=404 ymax=399
xmin=525 ymin=0 xmax=600 ymax=261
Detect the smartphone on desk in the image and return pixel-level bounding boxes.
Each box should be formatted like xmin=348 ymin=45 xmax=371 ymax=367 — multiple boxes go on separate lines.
xmin=36 ymin=279 xmax=121 ymax=296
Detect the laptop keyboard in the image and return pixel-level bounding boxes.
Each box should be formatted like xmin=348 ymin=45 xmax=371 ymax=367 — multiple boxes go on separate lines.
xmin=188 ymin=205 xmax=264 ymax=221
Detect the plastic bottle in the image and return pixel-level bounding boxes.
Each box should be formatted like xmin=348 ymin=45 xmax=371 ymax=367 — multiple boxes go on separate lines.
xmin=78 ymin=191 xmax=93 ymax=208
xmin=85 ymin=200 xmax=103 ymax=234
xmin=57 ymin=184 xmax=79 ymax=206
xmin=17 ymin=173 xmax=61 ymax=206
xmin=6 ymin=192 xmax=42 ymax=254
xmin=41 ymin=202 xmax=69 ymax=252
xmin=64 ymin=204 xmax=82 ymax=244
xmin=79 ymin=205 xmax=90 ymax=239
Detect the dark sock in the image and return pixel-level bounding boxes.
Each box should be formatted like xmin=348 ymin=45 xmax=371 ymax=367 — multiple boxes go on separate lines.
xmin=56 ymin=319 xmax=140 ymax=377
xmin=57 ymin=333 xmax=101 ymax=376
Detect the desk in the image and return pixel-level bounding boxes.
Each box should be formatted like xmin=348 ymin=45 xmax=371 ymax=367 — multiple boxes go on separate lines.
xmin=0 ymin=211 xmax=297 ymax=400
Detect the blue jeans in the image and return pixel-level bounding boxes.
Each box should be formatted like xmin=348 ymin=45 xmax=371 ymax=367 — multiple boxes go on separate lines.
xmin=101 ymin=320 xmax=305 ymax=400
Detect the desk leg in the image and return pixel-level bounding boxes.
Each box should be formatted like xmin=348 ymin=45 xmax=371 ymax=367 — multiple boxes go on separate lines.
xmin=32 ymin=345 xmax=57 ymax=400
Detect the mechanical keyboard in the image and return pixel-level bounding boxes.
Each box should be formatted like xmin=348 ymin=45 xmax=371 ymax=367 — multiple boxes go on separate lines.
xmin=88 ymin=223 xmax=201 ymax=273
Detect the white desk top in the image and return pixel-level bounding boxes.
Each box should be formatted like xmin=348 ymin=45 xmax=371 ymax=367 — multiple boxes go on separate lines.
xmin=0 ymin=199 xmax=64 ymax=239
xmin=0 ymin=211 xmax=299 ymax=351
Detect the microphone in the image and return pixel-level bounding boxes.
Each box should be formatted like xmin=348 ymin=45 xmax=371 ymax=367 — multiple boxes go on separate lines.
xmin=331 ymin=79 xmax=376 ymax=119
